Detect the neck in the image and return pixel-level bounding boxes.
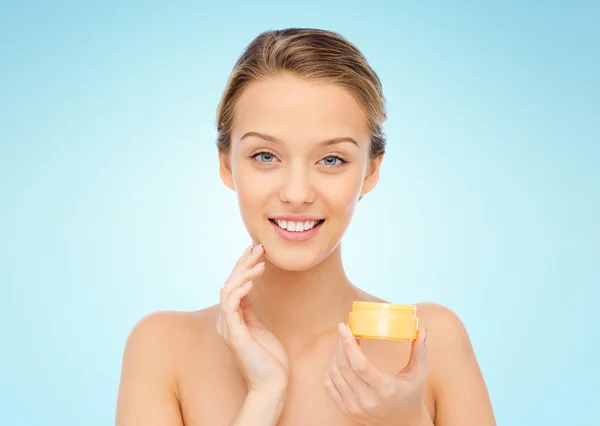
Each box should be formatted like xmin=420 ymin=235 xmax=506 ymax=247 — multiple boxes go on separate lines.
xmin=249 ymin=244 xmax=361 ymax=350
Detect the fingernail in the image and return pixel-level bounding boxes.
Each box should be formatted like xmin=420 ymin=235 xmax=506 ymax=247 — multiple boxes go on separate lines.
xmin=252 ymin=243 xmax=262 ymax=253
xmin=253 ymin=262 xmax=265 ymax=269
xmin=338 ymin=322 xmax=347 ymax=337
xmin=424 ymin=328 xmax=429 ymax=344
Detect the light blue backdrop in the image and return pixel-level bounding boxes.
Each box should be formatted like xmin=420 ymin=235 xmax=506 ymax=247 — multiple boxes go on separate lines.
xmin=1 ymin=1 xmax=598 ymax=425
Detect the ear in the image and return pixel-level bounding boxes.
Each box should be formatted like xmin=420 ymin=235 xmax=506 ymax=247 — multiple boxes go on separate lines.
xmin=218 ymin=150 xmax=235 ymax=191
xmin=360 ymin=155 xmax=384 ymax=198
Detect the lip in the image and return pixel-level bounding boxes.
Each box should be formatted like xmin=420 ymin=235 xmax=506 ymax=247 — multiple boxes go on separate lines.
xmin=269 ymin=218 xmax=325 ymax=242
xmin=269 ymin=214 xmax=324 ymax=222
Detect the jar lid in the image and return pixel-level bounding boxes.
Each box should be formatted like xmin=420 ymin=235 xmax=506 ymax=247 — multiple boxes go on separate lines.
xmin=352 ymin=301 xmax=415 ymax=311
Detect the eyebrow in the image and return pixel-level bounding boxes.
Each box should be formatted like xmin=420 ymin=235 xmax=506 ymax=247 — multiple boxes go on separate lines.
xmin=240 ymin=131 xmax=359 ymax=147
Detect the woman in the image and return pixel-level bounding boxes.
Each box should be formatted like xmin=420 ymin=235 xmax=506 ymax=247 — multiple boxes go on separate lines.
xmin=116 ymin=28 xmax=496 ymax=426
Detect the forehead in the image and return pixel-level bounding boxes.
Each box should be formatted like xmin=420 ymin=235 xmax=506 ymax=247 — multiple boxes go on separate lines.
xmin=231 ymin=74 xmax=370 ymax=146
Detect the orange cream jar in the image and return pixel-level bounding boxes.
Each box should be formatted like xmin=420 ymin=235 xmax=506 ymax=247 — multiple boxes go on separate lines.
xmin=348 ymin=301 xmax=418 ymax=341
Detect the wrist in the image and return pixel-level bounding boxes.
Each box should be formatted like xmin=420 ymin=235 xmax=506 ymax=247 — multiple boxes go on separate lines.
xmin=248 ymin=379 xmax=288 ymax=400
xmin=242 ymin=388 xmax=287 ymax=422
xmin=247 ymin=387 xmax=287 ymax=405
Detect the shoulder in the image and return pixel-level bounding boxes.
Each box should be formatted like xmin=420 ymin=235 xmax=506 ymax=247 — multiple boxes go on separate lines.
xmin=413 ymin=301 xmax=475 ymax=367
xmin=120 ymin=307 xmax=221 ymax=382
xmin=413 ymin=302 xmax=474 ymax=378
xmin=116 ymin=307 xmax=226 ymax=423
xmin=124 ymin=307 xmax=219 ymax=348
xmin=414 ymin=303 xmax=493 ymax=410
xmin=414 ymin=302 xmax=471 ymax=343
xmin=411 ymin=305 xmax=496 ymax=424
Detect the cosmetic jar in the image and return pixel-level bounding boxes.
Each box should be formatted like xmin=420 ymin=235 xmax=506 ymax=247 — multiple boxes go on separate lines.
xmin=348 ymin=301 xmax=418 ymax=340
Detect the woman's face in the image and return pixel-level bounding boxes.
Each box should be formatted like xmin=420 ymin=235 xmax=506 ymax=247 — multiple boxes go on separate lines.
xmin=220 ymin=73 xmax=382 ymax=271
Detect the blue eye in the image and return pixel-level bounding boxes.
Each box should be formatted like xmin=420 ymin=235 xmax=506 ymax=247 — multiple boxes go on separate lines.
xmin=319 ymin=156 xmax=344 ymax=167
xmin=254 ymin=152 xmax=277 ymax=163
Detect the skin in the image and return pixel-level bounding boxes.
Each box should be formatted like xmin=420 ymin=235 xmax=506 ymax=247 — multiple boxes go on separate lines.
xmin=115 ymin=73 xmax=497 ymax=426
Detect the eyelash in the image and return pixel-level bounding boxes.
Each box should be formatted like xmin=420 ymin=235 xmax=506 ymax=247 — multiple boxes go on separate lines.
xmin=250 ymin=150 xmax=350 ymax=166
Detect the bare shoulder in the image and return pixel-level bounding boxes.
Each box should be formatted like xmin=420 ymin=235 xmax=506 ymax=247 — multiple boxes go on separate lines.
xmin=124 ymin=307 xmax=218 ymax=344
xmin=413 ymin=302 xmax=475 ymax=378
xmin=118 ymin=307 xmax=221 ymax=397
xmin=121 ymin=306 xmax=221 ymax=368
xmin=414 ymin=302 xmax=496 ymax=425
xmin=414 ymin=302 xmax=471 ymax=345
xmin=116 ymin=307 xmax=222 ymax=425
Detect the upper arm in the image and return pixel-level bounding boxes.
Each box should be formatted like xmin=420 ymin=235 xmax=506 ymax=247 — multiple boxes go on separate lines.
xmin=116 ymin=312 xmax=184 ymax=426
xmin=420 ymin=303 xmax=496 ymax=426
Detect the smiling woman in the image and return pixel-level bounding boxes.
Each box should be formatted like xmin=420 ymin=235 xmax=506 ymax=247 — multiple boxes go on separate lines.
xmin=220 ymin=72 xmax=378 ymax=272
xmin=115 ymin=28 xmax=497 ymax=426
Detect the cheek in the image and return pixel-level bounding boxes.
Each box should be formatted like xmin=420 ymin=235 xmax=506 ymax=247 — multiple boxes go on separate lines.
xmin=233 ymin=164 xmax=275 ymax=215
xmin=319 ymin=171 xmax=364 ymax=213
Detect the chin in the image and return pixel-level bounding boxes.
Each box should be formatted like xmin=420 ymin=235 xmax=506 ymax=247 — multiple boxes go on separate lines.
xmin=263 ymin=248 xmax=324 ymax=271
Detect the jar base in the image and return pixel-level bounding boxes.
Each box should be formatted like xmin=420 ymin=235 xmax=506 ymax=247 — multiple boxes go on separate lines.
xmin=352 ymin=333 xmax=415 ymax=341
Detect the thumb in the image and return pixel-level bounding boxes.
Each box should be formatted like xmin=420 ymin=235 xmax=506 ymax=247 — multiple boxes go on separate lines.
xmin=399 ymin=328 xmax=429 ymax=380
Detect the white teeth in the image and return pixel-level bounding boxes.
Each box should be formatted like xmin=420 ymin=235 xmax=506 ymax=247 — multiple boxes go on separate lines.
xmin=275 ymin=219 xmax=319 ymax=232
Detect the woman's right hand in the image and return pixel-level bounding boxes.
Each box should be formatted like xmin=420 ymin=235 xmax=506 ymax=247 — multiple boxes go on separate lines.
xmin=216 ymin=243 xmax=290 ymax=395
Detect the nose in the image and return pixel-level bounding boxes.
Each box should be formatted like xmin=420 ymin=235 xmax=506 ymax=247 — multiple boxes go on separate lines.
xmin=279 ymin=161 xmax=315 ymax=206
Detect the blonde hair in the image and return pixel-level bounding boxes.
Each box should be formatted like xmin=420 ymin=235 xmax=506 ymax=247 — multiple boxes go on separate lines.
xmin=216 ymin=28 xmax=387 ymax=158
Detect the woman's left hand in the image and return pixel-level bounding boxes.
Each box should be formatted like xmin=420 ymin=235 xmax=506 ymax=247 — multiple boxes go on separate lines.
xmin=324 ymin=323 xmax=431 ymax=426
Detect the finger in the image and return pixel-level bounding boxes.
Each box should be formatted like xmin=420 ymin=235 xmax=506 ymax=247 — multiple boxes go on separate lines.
xmin=230 ymin=243 xmax=262 ymax=275
xmin=223 ymin=281 xmax=254 ymax=336
xmin=223 ymin=245 xmax=265 ymax=291
xmin=399 ymin=328 xmax=429 ymax=380
xmin=230 ymin=259 xmax=266 ymax=285
xmin=323 ymin=371 xmax=346 ymax=412
xmin=217 ymin=245 xmax=264 ymax=343
xmin=335 ymin=332 xmax=372 ymax=396
xmin=225 ymin=281 xmax=253 ymax=318
xmin=220 ymin=262 xmax=265 ymax=304
xmin=215 ymin=314 xmax=224 ymax=337
xmin=329 ymin=361 xmax=362 ymax=414
xmin=338 ymin=323 xmax=387 ymax=388
xmin=234 ymin=245 xmax=254 ymax=267
xmin=239 ymin=243 xmax=264 ymax=268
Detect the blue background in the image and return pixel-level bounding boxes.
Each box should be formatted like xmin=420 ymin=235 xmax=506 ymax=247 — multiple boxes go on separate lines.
xmin=1 ymin=1 xmax=598 ymax=425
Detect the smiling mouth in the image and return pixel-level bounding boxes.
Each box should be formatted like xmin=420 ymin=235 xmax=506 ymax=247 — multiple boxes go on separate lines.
xmin=268 ymin=218 xmax=325 ymax=232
